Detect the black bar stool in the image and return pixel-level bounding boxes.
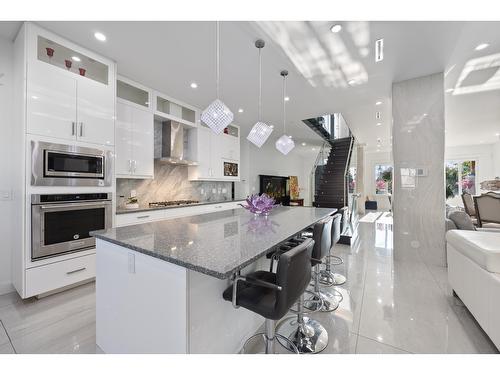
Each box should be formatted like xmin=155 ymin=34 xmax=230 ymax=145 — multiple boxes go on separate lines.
xmin=276 ymin=217 xmax=334 ymax=354
xmin=223 ymin=238 xmax=315 ymax=354
xmin=303 ymin=216 xmax=343 ymax=312
xmin=319 ymin=213 xmax=346 ymax=286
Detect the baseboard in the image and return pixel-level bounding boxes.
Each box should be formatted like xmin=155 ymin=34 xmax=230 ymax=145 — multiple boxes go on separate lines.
xmin=0 ymin=282 xmax=15 ymax=296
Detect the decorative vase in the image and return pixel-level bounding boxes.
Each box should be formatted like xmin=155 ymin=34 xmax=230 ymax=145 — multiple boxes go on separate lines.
xmin=240 ymin=193 xmax=276 ymax=216
xmin=78 ymin=68 xmax=86 ymax=76
xmin=65 ymin=59 xmax=72 ymax=69
xmin=46 ymin=47 xmax=54 ymax=58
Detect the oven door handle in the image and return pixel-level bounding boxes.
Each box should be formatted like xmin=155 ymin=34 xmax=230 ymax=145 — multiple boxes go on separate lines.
xmin=39 ymin=202 xmax=111 ymax=210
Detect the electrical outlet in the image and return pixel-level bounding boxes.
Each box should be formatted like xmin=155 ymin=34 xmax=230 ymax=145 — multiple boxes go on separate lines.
xmin=128 ymin=253 xmax=135 ymax=274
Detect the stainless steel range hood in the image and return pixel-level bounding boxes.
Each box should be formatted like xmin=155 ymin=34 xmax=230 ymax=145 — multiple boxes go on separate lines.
xmin=157 ymin=120 xmax=197 ymax=165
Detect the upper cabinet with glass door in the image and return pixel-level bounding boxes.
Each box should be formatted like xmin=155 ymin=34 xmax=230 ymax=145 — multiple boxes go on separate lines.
xmin=24 ymin=23 xmax=116 ymax=146
xmin=154 ymin=91 xmax=197 ymax=128
xmin=117 ymin=76 xmax=152 ymax=111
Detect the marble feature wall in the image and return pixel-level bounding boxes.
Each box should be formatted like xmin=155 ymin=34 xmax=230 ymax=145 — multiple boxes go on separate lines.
xmin=116 ymin=161 xmax=233 ymax=208
xmin=392 ymin=73 xmax=446 ymax=267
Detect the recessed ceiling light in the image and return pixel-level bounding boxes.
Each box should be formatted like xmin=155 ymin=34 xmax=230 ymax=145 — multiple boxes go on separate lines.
xmin=284 ymin=96 xmax=290 ymax=102
xmin=301 ymin=142 xmax=307 ymax=146
xmin=446 ymin=88 xmax=454 ymax=93
xmin=238 ymin=108 xmax=244 ymax=113
xmin=377 ymin=144 xmax=381 ymax=148
xmin=495 ymin=133 xmax=500 ymax=136
xmin=94 ymin=32 xmax=106 ymax=42
xmin=376 ymin=122 xmax=382 ymax=126
xmin=71 ymin=56 xmax=81 ymax=62
xmin=312 ymin=148 xmax=316 ymax=151
xmin=375 ymin=101 xmax=382 ymax=105
xmin=330 ymin=24 xmax=342 ymax=33
xmin=190 ymin=82 xmax=198 ymax=89
xmin=348 ymin=79 xmax=356 ymax=85
xmin=475 ymin=43 xmax=489 ymax=51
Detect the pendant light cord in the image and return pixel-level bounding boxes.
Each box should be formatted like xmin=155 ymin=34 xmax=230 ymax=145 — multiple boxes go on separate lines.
xmin=216 ymin=21 xmax=220 ymax=99
xmin=258 ymin=47 xmax=262 ymax=122
xmin=282 ymin=73 xmax=286 ymax=133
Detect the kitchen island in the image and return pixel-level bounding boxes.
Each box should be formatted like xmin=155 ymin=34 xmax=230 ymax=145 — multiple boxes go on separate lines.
xmin=92 ymin=206 xmax=335 ymax=353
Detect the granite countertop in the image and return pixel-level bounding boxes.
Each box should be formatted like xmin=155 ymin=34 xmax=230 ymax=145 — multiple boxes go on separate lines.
xmin=93 ymin=206 xmax=336 ymax=279
xmin=116 ymin=199 xmax=246 ymax=215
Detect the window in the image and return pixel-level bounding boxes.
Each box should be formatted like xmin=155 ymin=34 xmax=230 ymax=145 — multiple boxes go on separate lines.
xmin=445 ymin=160 xmax=476 ymax=200
xmin=375 ymin=164 xmax=393 ymax=194
xmin=348 ymin=167 xmax=357 ymax=194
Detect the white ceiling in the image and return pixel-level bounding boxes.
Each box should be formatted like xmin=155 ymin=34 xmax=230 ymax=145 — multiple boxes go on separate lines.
xmin=1 ymin=21 xmax=500 ymax=151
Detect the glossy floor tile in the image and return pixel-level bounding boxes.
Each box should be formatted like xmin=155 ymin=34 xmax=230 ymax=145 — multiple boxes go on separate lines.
xmin=0 ymin=212 xmax=497 ymax=354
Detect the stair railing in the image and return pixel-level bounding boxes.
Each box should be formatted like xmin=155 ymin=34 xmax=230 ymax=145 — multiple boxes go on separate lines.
xmin=343 ymin=137 xmax=355 ymax=207
xmin=310 ymin=141 xmax=331 ymax=205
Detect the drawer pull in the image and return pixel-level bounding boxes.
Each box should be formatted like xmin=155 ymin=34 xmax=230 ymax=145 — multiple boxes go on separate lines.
xmin=66 ymin=267 xmax=86 ymax=275
xmin=137 ymin=215 xmax=150 ymax=219
xmin=215 ymin=206 xmax=222 ymax=208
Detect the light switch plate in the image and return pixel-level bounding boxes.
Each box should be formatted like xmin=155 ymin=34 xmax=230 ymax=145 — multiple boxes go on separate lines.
xmin=0 ymin=190 xmax=12 ymax=201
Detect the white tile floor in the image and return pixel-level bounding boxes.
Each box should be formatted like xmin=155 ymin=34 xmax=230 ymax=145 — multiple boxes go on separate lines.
xmin=0 ymin=215 xmax=498 ymax=354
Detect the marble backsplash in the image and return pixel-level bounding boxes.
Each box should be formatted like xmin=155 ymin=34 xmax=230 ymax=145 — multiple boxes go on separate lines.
xmin=116 ymin=160 xmax=233 ymax=208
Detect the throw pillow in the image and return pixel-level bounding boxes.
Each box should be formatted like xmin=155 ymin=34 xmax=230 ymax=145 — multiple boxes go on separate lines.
xmin=448 ymin=210 xmax=476 ymax=231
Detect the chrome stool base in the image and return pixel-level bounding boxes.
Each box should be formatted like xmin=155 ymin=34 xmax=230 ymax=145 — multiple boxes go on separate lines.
xmin=277 ymin=316 xmax=328 ymax=354
xmin=304 ymin=289 xmax=343 ymax=312
xmin=241 ymin=332 xmax=299 ymax=354
xmin=329 ymin=255 xmax=343 ymax=266
xmin=319 ymin=270 xmax=346 ymax=286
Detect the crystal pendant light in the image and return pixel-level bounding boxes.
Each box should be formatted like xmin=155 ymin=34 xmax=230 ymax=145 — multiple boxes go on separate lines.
xmin=246 ymin=39 xmax=274 ymax=147
xmin=201 ymin=22 xmax=234 ymax=134
xmin=275 ymin=70 xmax=295 ymax=155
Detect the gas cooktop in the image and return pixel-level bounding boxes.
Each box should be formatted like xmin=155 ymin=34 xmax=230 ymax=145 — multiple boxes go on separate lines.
xmin=148 ymin=200 xmax=200 ymax=208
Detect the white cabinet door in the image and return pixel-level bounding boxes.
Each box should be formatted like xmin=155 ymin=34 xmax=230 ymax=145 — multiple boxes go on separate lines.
xmin=27 ymin=63 xmax=77 ymax=140
xmin=77 ymin=78 xmax=115 ymax=146
xmin=210 ymin=133 xmax=223 ymax=179
xmin=130 ymin=107 xmax=154 ymax=178
xmin=220 ymin=134 xmax=239 ymax=161
xmin=196 ymin=127 xmax=213 ymax=179
xmin=115 ymin=102 xmax=133 ymax=177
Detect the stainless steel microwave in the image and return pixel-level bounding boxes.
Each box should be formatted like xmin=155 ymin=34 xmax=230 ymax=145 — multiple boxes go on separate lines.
xmin=31 ymin=141 xmax=112 ymax=186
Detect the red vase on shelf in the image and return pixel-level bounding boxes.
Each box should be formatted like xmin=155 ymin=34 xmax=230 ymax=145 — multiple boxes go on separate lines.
xmin=45 ymin=47 xmax=54 ymax=58
xmin=223 ymin=127 xmax=229 ymax=134
xmin=78 ymin=68 xmax=86 ymax=76
xmin=64 ymin=59 xmax=72 ymax=69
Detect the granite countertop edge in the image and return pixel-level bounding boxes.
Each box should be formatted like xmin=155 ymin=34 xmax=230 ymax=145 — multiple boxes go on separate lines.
xmin=92 ymin=233 xmax=267 ymax=280
xmin=116 ymin=199 xmax=246 ymax=215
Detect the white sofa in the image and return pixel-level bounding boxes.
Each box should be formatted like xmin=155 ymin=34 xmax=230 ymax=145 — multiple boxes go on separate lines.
xmin=447 ymin=230 xmax=500 ymax=349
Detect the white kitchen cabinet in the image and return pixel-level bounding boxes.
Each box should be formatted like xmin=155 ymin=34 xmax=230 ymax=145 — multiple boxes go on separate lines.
xmin=27 ymin=62 xmax=77 ymax=141
xmin=76 ymin=78 xmax=115 ymax=146
xmin=26 ymin=24 xmax=115 ymax=146
xmin=188 ymin=124 xmax=240 ymax=181
xmin=116 ymin=101 xmax=154 ymax=179
xmin=115 ymin=201 xmax=244 ymax=227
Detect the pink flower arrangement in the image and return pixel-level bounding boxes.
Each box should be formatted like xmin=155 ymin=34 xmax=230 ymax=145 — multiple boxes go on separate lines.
xmin=461 ymin=178 xmax=474 ymax=191
xmin=240 ymin=193 xmax=276 ymax=215
xmin=376 ymin=179 xmax=386 ymax=191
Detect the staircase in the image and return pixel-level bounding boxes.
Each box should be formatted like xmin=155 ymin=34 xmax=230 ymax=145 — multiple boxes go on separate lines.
xmin=314 ymin=137 xmax=354 ymax=209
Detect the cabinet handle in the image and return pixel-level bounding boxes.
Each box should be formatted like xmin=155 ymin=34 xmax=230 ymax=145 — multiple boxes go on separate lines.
xmin=133 ymin=160 xmax=137 ymax=173
xmin=137 ymin=215 xmax=150 ymax=219
xmin=67 ymin=267 xmax=86 ymax=275
xmin=79 ymin=122 xmax=84 ymax=137
xmin=128 ymin=160 xmax=132 ymax=173
xmin=71 ymin=122 xmax=76 ymax=136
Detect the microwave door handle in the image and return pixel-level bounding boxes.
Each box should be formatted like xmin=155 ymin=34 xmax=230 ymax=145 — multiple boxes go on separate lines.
xmin=79 ymin=122 xmax=84 ymax=137
xmin=71 ymin=122 xmax=76 ymax=136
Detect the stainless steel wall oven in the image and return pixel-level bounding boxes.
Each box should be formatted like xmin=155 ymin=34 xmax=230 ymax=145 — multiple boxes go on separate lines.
xmin=31 ymin=193 xmax=112 ymax=260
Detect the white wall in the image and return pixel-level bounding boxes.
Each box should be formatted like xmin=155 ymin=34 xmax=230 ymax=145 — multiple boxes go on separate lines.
xmin=445 ymin=143 xmax=496 ymax=206
xmin=0 ymin=36 xmax=14 ymax=294
xmin=493 ymin=140 xmax=500 ymax=177
xmin=236 ymin=139 xmax=318 ymax=206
